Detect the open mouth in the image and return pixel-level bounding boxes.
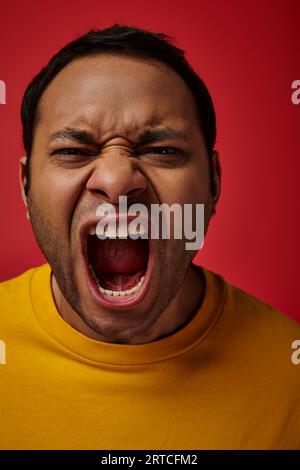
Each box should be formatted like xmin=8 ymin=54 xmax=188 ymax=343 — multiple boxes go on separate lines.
xmin=81 ymin=219 xmax=154 ymax=308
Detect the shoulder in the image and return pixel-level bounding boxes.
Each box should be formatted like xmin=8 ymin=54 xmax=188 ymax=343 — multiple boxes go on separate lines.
xmin=203 ymin=267 xmax=300 ymax=370
xmin=227 ymin=278 xmax=300 ymax=339
xmin=0 ymin=265 xmax=39 ymax=297
xmin=202 ymin=266 xmax=300 ymax=337
xmin=0 ymin=264 xmax=49 ymax=324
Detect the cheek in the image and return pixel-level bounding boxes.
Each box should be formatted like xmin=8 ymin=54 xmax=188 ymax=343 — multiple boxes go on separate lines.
xmin=30 ymin=164 xmax=86 ymax=226
xmin=149 ymin=167 xmax=211 ymax=205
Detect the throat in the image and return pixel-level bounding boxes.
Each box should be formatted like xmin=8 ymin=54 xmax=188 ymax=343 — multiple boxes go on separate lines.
xmin=87 ymin=236 xmax=149 ymax=291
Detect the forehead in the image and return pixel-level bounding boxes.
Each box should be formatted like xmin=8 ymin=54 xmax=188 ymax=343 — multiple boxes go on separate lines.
xmin=37 ymin=54 xmax=200 ymax=141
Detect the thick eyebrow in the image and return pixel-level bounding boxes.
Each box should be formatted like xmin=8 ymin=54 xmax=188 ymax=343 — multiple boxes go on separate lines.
xmin=136 ymin=127 xmax=189 ymax=145
xmin=48 ymin=126 xmax=189 ymax=146
xmin=48 ymin=127 xmax=97 ymax=145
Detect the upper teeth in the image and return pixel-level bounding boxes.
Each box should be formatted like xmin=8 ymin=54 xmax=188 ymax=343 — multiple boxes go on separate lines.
xmin=88 ymin=225 xmax=147 ymax=238
xmin=89 ymin=226 xmax=96 ymax=235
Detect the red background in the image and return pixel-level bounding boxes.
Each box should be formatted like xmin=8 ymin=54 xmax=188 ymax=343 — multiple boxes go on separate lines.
xmin=0 ymin=0 xmax=299 ymax=321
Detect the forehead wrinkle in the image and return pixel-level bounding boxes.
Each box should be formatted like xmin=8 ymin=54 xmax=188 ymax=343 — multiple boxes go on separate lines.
xmin=52 ymin=112 xmax=166 ymax=144
xmin=41 ymin=92 xmax=193 ymax=148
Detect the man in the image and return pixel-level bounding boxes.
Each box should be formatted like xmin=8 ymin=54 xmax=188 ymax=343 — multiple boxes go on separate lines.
xmin=0 ymin=24 xmax=299 ymax=450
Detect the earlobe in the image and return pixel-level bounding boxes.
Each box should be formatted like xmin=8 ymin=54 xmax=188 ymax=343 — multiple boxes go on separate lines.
xmin=19 ymin=156 xmax=30 ymax=221
xmin=209 ymin=151 xmax=221 ymax=217
xmin=211 ymin=150 xmax=221 ymax=203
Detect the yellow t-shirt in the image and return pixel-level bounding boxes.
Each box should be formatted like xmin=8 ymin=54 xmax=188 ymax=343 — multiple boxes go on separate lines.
xmin=0 ymin=263 xmax=299 ymax=450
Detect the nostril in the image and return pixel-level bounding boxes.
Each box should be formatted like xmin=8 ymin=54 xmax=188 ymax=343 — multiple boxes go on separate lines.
xmin=90 ymin=187 xmax=144 ymax=196
xmin=126 ymin=187 xmax=145 ymax=199
xmin=89 ymin=187 xmax=145 ymax=205
xmin=91 ymin=189 xmax=110 ymax=199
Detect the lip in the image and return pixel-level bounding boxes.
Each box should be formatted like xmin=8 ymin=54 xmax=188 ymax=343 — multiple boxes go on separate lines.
xmin=79 ymin=214 xmax=155 ymax=310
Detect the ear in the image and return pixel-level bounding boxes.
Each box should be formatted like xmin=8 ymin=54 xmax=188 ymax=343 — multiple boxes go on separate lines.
xmin=210 ymin=150 xmax=221 ymax=212
xmin=19 ymin=156 xmax=30 ymax=221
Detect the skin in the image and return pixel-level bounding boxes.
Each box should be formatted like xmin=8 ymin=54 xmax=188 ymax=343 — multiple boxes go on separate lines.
xmin=19 ymin=54 xmax=221 ymax=345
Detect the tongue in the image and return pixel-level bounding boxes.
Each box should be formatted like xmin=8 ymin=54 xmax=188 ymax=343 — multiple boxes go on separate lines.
xmin=88 ymin=236 xmax=148 ymax=290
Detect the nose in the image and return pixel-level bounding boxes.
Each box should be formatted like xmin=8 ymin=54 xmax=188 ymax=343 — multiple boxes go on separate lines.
xmin=86 ymin=145 xmax=147 ymax=204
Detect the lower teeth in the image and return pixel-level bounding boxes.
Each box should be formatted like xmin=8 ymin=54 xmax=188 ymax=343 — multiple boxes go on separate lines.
xmin=89 ymin=264 xmax=145 ymax=297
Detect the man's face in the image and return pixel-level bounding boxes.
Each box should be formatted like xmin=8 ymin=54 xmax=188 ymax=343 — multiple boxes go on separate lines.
xmin=23 ymin=54 xmax=217 ymax=340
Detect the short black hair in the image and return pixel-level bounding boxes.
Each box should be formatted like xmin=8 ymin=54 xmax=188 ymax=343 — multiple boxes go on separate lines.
xmin=21 ymin=24 xmax=216 ymax=196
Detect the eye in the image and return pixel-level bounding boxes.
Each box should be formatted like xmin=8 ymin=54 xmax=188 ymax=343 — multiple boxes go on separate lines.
xmin=52 ymin=148 xmax=92 ymax=156
xmin=139 ymin=146 xmax=187 ymax=168
xmin=48 ymin=147 xmax=99 ymax=168
xmin=146 ymin=147 xmax=180 ymax=155
xmin=49 ymin=147 xmax=99 ymax=160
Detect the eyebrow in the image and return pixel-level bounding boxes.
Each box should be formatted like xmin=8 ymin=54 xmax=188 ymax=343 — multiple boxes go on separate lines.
xmin=48 ymin=126 xmax=189 ymax=146
xmin=48 ymin=127 xmax=97 ymax=145
xmin=136 ymin=127 xmax=189 ymax=144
